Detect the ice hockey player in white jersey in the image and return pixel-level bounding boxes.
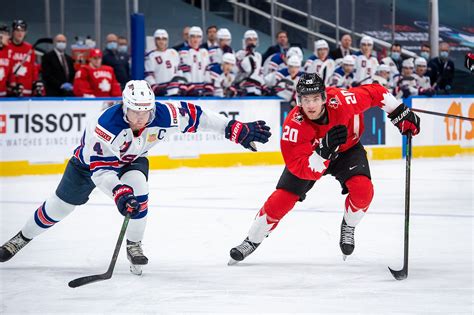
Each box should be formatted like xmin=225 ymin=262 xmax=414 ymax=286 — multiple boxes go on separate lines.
xmin=328 ymin=55 xmax=355 ymax=89
xmin=353 ymin=36 xmax=379 ymax=85
xmin=144 ymin=29 xmax=180 ymax=96
xmin=0 ymin=80 xmax=272 ymax=275
xmin=264 ymin=55 xmax=303 ymax=102
xmin=235 ymin=30 xmax=265 ymax=96
xmin=177 ymin=26 xmax=210 ymax=96
xmin=207 ymin=53 xmax=237 ymax=97
xmin=304 ymin=39 xmax=336 ymax=86
xmin=413 ymin=57 xmax=434 ymax=96
xmin=262 ymin=46 xmax=303 ymax=76
xmin=393 ymin=59 xmax=419 ymax=99
xmin=208 ymin=28 xmax=233 ymax=66
xmin=380 ymin=43 xmax=402 ymax=83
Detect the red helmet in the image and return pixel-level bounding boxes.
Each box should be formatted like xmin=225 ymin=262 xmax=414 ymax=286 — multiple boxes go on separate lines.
xmin=89 ymin=48 xmax=103 ymax=59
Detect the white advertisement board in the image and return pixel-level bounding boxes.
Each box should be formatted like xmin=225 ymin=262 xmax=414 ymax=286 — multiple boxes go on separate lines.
xmin=411 ymin=97 xmax=474 ymax=147
xmin=0 ymin=98 xmax=281 ymax=163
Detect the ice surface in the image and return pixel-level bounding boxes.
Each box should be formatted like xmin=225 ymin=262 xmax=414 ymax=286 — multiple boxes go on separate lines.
xmin=0 ymin=157 xmax=472 ymax=313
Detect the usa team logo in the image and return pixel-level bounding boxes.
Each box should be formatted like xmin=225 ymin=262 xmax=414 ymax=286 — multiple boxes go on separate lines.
xmin=0 ymin=115 xmax=6 ymax=134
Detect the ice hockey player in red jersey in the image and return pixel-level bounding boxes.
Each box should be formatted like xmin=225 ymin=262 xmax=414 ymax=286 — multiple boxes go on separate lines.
xmin=229 ymin=72 xmax=420 ymax=264
xmin=73 ymin=48 xmax=121 ymax=97
xmin=8 ymin=20 xmax=39 ymax=97
xmin=0 ymin=24 xmax=12 ymax=97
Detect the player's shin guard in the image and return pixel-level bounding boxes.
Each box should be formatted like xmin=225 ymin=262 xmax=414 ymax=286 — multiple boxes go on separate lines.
xmin=21 ymin=194 xmax=76 ymax=240
xmin=340 ymin=176 xmax=374 ymax=257
xmin=230 ymin=189 xmax=299 ymax=263
xmin=247 ymin=189 xmax=299 ymax=243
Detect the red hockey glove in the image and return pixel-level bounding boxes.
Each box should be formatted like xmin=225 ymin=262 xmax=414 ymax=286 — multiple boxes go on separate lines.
xmin=112 ymin=184 xmax=140 ymax=217
xmin=225 ymin=120 xmax=271 ymax=152
xmin=388 ymin=104 xmax=420 ymax=136
xmin=315 ymin=125 xmax=348 ymax=160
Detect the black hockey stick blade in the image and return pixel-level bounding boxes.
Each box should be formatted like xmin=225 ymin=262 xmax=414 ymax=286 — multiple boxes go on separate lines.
xmin=388 ymin=266 xmax=407 ymax=280
xmin=68 ymin=214 xmax=131 ymax=288
xmin=68 ymin=273 xmax=111 ymax=288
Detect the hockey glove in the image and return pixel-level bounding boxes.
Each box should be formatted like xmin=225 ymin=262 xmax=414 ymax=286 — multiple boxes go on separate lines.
xmin=225 ymin=120 xmax=272 ymax=152
xmin=112 ymin=184 xmax=141 ymax=217
xmin=315 ymin=125 xmax=348 ymax=160
xmin=388 ymin=104 xmax=420 ymax=136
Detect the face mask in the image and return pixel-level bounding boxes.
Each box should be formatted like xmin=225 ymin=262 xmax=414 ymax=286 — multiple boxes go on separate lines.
xmin=118 ymin=45 xmax=128 ymax=53
xmin=106 ymin=42 xmax=118 ymax=50
xmin=391 ymin=52 xmax=401 ymax=61
xmin=55 ymin=42 xmax=66 ymax=51
xmin=420 ymin=51 xmax=430 ymax=60
xmin=440 ymin=51 xmax=449 ymax=59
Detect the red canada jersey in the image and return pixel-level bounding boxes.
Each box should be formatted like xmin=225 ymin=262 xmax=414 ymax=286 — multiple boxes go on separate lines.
xmin=281 ymin=84 xmax=390 ymax=181
xmin=8 ymin=41 xmax=38 ymax=96
xmin=73 ymin=64 xmax=121 ymax=97
xmin=0 ymin=46 xmax=12 ymax=96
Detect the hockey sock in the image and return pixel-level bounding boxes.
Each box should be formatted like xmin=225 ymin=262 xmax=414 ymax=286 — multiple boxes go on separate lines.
xmin=121 ymin=170 xmax=148 ymax=242
xmin=248 ymin=189 xmax=299 ymax=243
xmin=343 ymin=175 xmax=374 ymax=227
xmin=21 ymin=194 xmax=75 ymax=239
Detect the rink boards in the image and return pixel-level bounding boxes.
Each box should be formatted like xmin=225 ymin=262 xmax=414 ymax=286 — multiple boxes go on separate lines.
xmin=0 ymin=95 xmax=472 ymax=176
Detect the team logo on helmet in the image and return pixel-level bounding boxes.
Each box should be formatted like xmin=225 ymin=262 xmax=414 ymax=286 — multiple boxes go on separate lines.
xmin=305 ymin=79 xmax=314 ymax=84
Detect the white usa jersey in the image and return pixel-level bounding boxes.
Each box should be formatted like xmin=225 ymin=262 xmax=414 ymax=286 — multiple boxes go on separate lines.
xmin=178 ymin=47 xmax=210 ymax=84
xmin=354 ymin=52 xmax=379 ymax=84
xmin=304 ymin=55 xmax=336 ymax=86
xmin=144 ymin=49 xmax=180 ymax=86
xmin=73 ymin=102 xmax=229 ymax=195
xmin=235 ymin=49 xmax=264 ymax=84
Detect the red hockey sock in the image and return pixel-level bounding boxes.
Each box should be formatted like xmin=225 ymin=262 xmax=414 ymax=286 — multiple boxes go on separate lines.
xmin=344 ymin=175 xmax=374 ymax=226
xmin=259 ymin=189 xmax=300 ymax=222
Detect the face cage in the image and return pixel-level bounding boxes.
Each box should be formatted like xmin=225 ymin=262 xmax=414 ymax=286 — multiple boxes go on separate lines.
xmin=122 ymin=104 xmax=156 ymax=126
xmin=296 ymin=91 xmax=327 ymax=107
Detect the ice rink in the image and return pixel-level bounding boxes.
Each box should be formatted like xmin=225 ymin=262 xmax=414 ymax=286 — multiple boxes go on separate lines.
xmin=0 ymin=157 xmax=472 ymax=314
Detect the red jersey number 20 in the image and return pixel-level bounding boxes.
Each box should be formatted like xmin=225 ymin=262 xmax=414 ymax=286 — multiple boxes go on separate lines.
xmin=282 ymin=126 xmax=298 ymax=143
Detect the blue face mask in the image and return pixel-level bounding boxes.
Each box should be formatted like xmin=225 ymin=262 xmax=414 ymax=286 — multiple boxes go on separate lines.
xmin=118 ymin=45 xmax=128 ymax=53
xmin=391 ymin=52 xmax=401 ymax=61
xmin=106 ymin=42 xmax=118 ymax=50
xmin=55 ymin=42 xmax=67 ymax=51
xmin=440 ymin=51 xmax=449 ymax=59
xmin=420 ymin=51 xmax=430 ymax=60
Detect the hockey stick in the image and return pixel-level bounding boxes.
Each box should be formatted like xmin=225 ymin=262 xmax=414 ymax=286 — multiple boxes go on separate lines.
xmin=410 ymin=108 xmax=474 ymax=121
xmin=68 ymin=213 xmax=131 ymax=288
xmin=388 ymin=132 xmax=412 ymax=280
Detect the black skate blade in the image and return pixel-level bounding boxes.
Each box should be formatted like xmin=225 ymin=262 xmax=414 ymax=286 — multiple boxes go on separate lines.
xmin=388 ymin=267 xmax=407 ymax=280
xmin=68 ymin=273 xmax=111 ymax=288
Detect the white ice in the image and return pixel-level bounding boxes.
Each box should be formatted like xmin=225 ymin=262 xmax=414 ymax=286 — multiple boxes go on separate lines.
xmin=0 ymin=157 xmax=473 ymax=314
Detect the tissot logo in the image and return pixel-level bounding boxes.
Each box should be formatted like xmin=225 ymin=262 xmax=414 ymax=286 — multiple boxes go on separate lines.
xmin=0 ymin=113 xmax=86 ymax=134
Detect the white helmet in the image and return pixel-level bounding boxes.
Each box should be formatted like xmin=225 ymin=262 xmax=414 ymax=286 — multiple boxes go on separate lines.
xmin=402 ymin=58 xmax=414 ymax=68
xmin=360 ymin=36 xmax=374 ymax=46
xmin=244 ymin=30 xmax=258 ymax=40
xmin=377 ymin=64 xmax=391 ymax=73
xmin=122 ymin=80 xmax=156 ymax=122
xmin=189 ymin=26 xmax=203 ymax=37
xmin=286 ymin=46 xmax=303 ymax=60
xmin=217 ymin=28 xmax=232 ymax=41
xmin=287 ymin=55 xmax=302 ymax=67
xmin=414 ymin=57 xmax=427 ymax=67
xmin=153 ymin=29 xmax=168 ymax=39
xmin=342 ymin=55 xmax=355 ymax=66
xmin=222 ymin=53 xmax=236 ymax=65
xmin=314 ymin=39 xmax=329 ymax=51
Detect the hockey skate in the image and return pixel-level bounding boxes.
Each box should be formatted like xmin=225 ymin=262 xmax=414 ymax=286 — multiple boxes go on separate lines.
xmin=0 ymin=231 xmax=31 ymax=262
xmin=228 ymin=238 xmax=260 ymax=265
xmin=339 ymin=219 xmax=355 ymax=261
xmin=126 ymin=240 xmax=148 ymax=276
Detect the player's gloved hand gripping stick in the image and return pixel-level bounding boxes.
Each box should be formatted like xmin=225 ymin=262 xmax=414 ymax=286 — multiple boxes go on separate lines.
xmin=315 ymin=125 xmax=348 ymax=160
